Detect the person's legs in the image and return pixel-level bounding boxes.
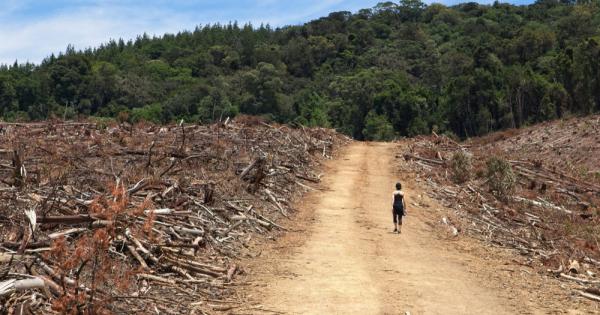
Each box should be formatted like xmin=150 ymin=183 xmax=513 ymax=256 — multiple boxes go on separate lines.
xmin=392 ymin=210 xmax=398 ymax=232
xmin=397 ymin=214 xmax=403 ymax=233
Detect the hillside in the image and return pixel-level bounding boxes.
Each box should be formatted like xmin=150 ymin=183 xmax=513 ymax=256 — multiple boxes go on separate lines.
xmin=1 ymin=1 xmax=600 ymax=139
xmin=401 ymin=115 xmax=600 ymax=305
xmin=471 ymin=116 xmax=600 ymax=183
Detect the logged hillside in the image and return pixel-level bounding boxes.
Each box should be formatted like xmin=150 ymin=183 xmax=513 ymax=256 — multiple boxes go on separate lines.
xmin=401 ymin=116 xmax=600 ymax=301
xmin=1 ymin=1 xmax=600 ymax=139
xmin=0 ymin=120 xmax=347 ymax=313
xmin=471 ymin=116 xmax=600 ymax=183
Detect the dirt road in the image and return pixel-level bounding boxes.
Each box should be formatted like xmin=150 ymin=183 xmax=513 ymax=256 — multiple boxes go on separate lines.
xmin=252 ymin=142 xmax=533 ymax=314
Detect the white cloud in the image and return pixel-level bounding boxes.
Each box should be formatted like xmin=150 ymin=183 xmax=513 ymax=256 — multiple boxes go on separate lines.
xmin=0 ymin=2 xmax=199 ymax=64
xmin=0 ymin=0 xmax=379 ymax=65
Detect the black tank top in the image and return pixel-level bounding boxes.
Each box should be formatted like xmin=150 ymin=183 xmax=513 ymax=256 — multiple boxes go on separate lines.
xmin=393 ymin=191 xmax=404 ymax=208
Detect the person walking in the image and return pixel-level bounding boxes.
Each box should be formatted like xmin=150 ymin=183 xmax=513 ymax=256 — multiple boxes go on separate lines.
xmin=392 ymin=182 xmax=406 ymax=233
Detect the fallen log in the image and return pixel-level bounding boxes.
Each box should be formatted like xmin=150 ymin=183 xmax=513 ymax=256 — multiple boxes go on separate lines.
xmin=2 ymin=241 xmax=51 ymax=250
xmin=138 ymin=273 xmax=176 ymax=285
xmin=126 ymin=244 xmax=149 ymax=269
xmin=38 ymin=215 xmax=96 ymax=224
xmin=295 ymin=173 xmax=320 ymax=183
xmin=239 ymin=156 xmax=265 ymax=180
xmin=0 ymin=253 xmax=30 ymax=263
xmin=560 ymin=273 xmax=600 ymax=284
xmin=577 ymin=290 xmax=600 ymax=302
xmin=0 ymin=278 xmax=46 ymax=297
xmin=403 ymin=153 xmax=445 ymax=166
xmin=163 ymin=256 xmax=223 ymax=278
xmin=513 ymin=196 xmax=572 ymax=215
xmin=48 ymin=227 xmax=88 ymax=239
xmin=266 ymin=189 xmax=288 ymax=217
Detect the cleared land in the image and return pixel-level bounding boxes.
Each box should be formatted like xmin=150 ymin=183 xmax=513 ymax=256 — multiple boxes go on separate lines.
xmin=245 ymin=117 xmax=600 ymax=314
xmin=248 ymin=142 xmax=529 ymax=314
xmin=2 ymin=117 xmax=599 ymax=314
xmin=0 ymin=121 xmax=346 ymax=314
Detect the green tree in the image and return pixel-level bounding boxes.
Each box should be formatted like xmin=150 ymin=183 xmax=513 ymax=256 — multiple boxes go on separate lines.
xmin=0 ymin=74 xmax=18 ymax=117
xmin=363 ymin=110 xmax=395 ymax=141
xmin=0 ymin=0 xmax=598 ymax=136
xmin=293 ymin=90 xmax=331 ymax=127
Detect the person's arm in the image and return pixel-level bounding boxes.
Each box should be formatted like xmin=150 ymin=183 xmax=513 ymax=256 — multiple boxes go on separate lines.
xmin=403 ymin=194 xmax=407 ymax=215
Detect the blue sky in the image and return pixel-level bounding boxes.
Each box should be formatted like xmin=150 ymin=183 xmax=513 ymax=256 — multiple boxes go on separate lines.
xmin=0 ymin=0 xmax=532 ymax=65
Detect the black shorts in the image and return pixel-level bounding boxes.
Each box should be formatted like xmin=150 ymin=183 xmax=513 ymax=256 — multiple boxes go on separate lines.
xmin=393 ymin=206 xmax=404 ymax=223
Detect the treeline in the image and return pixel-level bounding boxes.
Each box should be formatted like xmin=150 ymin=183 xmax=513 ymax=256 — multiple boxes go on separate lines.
xmin=1 ymin=0 xmax=599 ymax=139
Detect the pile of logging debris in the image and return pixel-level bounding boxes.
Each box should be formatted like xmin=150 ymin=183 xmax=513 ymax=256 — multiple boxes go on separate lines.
xmin=0 ymin=119 xmax=348 ymax=314
xmin=399 ymin=116 xmax=600 ymax=303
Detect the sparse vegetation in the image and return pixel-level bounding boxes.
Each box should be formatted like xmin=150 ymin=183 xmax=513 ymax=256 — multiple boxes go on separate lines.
xmin=450 ymin=150 xmax=472 ymax=184
xmin=485 ymin=156 xmax=516 ymax=200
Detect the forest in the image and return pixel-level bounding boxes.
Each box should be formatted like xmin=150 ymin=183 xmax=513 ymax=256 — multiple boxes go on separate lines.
xmin=0 ymin=0 xmax=599 ymax=140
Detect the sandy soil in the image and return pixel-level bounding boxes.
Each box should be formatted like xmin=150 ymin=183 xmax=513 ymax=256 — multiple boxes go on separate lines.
xmin=241 ymin=142 xmax=597 ymax=315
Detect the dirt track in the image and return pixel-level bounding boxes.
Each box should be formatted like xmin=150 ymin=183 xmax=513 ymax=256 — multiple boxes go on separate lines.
xmin=250 ymin=142 xmax=542 ymax=314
